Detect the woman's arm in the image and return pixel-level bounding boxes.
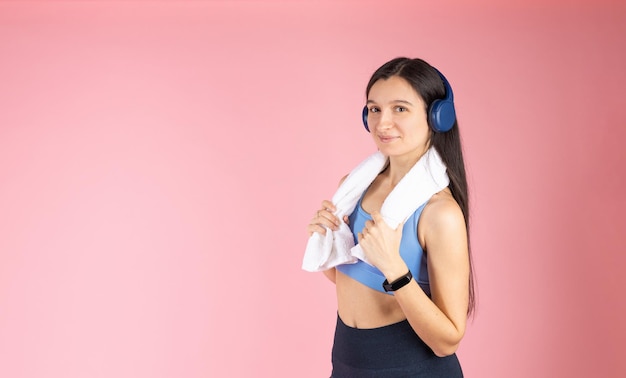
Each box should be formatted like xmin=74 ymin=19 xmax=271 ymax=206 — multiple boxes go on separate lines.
xmin=358 ymin=195 xmax=470 ymax=356
xmin=307 ymin=175 xmax=349 ymax=286
xmin=323 ymin=268 xmax=337 ymax=284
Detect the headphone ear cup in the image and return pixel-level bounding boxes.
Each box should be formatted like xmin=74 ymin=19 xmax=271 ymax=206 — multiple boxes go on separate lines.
xmin=429 ymin=68 xmax=456 ymax=133
xmin=362 ymin=106 xmax=370 ymax=132
xmin=429 ymin=98 xmax=456 ymax=133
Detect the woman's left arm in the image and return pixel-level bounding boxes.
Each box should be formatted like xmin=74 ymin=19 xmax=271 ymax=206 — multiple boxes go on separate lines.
xmin=358 ymin=199 xmax=470 ymax=357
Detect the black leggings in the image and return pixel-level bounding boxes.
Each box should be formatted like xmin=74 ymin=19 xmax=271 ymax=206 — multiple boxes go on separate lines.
xmin=331 ymin=315 xmax=463 ymax=377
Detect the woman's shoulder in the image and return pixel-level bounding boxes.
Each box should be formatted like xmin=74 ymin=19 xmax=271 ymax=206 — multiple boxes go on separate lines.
xmin=338 ymin=174 xmax=349 ymax=187
xmin=419 ymin=189 xmax=466 ymax=242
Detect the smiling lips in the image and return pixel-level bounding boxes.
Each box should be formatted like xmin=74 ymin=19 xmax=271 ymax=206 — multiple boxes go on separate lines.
xmin=378 ymin=135 xmax=399 ymax=143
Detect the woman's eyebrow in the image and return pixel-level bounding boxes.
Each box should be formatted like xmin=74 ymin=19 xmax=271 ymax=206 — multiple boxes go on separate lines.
xmin=366 ymin=99 xmax=414 ymax=106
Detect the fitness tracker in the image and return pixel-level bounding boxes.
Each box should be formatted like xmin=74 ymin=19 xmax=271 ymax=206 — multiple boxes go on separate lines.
xmin=382 ymin=270 xmax=413 ymax=292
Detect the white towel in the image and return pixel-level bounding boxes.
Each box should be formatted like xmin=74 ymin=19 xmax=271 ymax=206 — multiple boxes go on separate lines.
xmin=302 ymin=148 xmax=449 ymax=272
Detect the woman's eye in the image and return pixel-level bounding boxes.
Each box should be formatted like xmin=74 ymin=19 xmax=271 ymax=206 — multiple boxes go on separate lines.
xmin=395 ymin=106 xmax=407 ymax=112
xmin=369 ymin=107 xmax=380 ymax=113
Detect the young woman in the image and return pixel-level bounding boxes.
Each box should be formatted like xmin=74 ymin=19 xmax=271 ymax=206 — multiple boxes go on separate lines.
xmin=307 ymin=57 xmax=475 ymax=377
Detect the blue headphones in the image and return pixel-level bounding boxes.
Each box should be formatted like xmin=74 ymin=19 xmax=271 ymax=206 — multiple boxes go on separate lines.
xmin=362 ymin=69 xmax=456 ymax=133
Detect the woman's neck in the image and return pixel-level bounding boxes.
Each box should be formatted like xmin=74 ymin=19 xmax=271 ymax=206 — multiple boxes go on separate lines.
xmin=383 ymin=148 xmax=429 ymax=187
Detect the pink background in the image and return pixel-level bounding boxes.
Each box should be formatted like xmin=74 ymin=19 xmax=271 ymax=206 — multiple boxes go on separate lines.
xmin=1 ymin=1 xmax=625 ymax=377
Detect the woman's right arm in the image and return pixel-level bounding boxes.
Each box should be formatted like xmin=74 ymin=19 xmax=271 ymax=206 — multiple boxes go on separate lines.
xmin=323 ymin=268 xmax=336 ymax=284
xmin=307 ymin=200 xmax=339 ymax=285
xmin=307 ymin=176 xmax=349 ymax=284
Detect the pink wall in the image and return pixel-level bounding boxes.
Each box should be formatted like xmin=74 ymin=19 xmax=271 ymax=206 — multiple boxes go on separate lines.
xmin=1 ymin=1 xmax=625 ymax=377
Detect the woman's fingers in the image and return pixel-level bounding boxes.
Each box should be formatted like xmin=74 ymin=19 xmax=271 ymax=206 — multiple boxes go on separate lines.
xmin=321 ymin=200 xmax=336 ymax=212
xmin=307 ymin=200 xmax=340 ymax=236
xmin=318 ymin=210 xmax=339 ymax=228
xmin=307 ymin=222 xmax=328 ymax=236
xmin=317 ymin=201 xmax=339 ymax=228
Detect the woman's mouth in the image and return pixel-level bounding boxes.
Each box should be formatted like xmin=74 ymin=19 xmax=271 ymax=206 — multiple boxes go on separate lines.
xmin=378 ymin=135 xmax=398 ymax=143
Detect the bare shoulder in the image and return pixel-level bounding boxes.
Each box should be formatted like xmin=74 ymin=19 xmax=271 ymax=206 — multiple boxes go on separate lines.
xmin=419 ymin=189 xmax=467 ymax=249
xmin=338 ymin=174 xmax=349 ymax=187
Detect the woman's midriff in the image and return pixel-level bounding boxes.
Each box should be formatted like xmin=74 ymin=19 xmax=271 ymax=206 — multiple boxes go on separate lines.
xmin=335 ymin=269 xmax=407 ymax=329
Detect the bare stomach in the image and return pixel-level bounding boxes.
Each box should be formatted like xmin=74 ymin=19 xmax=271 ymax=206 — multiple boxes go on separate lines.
xmin=335 ymin=269 xmax=407 ymax=329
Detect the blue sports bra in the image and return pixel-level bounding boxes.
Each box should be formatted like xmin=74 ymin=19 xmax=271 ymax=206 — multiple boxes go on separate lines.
xmin=336 ymin=194 xmax=431 ymax=296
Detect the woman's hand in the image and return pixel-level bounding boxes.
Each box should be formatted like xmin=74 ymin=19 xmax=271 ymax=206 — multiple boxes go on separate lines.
xmin=307 ymin=200 xmax=349 ymax=236
xmin=357 ymin=211 xmax=406 ymax=277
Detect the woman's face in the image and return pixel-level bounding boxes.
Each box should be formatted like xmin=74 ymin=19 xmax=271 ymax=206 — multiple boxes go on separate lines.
xmin=366 ymin=75 xmax=431 ymax=159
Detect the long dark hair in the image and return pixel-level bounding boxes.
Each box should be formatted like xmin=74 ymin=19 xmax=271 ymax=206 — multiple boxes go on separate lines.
xmin=366 ymin=57 xmax=476 ymax=316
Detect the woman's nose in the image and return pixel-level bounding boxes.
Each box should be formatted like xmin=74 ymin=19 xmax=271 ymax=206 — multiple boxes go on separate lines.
xmin=376 ymin=110 xmax=393 ymax=130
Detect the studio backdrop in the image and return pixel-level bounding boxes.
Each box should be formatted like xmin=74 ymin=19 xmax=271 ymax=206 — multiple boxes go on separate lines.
xmin=1 ymin=1 xmax=625 ymax=377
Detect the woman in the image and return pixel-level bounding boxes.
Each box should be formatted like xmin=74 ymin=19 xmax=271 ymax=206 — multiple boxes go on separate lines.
xmin=307 ymin=57 xmax=475 ymax=377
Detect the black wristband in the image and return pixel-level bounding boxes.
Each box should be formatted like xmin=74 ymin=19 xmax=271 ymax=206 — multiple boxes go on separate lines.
xmin=382 ymin=270 xmax=413 ymax=292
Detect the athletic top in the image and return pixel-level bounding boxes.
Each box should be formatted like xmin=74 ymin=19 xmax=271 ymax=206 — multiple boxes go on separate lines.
xmin=336 ymin=194 xmax=431 ymax=296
